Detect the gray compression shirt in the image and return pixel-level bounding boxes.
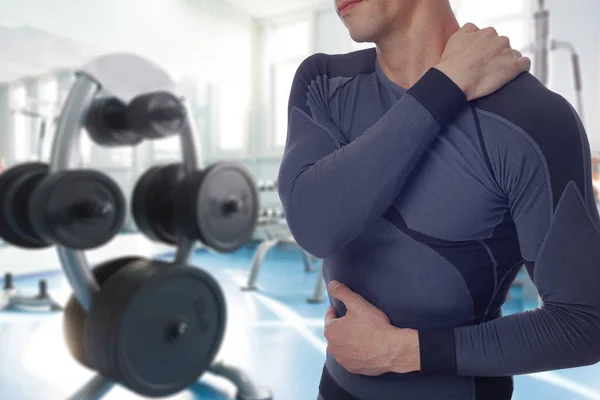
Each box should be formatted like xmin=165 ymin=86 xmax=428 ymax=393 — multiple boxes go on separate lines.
xmin=277 ymin=48 xmax=600 ymax=400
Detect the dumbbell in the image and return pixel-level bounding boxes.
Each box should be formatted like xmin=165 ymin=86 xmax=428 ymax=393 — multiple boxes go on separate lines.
xmin=257 ymin=180 xmax=277 ymax=192
xmin=260 ymin=208 xmax=285 ymax=219
xmin=0 ymin=163 xmax=126 ymax=250
xmin=260 ymin=208 xmax=275 ymax=219
xmin=85 ymin=92 xmax=185 ymax=147
xmin=132 ymin=161 xmax=259 ymax=253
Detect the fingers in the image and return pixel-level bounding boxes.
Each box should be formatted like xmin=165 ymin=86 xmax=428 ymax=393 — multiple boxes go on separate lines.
xmin=517 ymin=56 xmax=532 ymax=72
xmin=328 ymin=280 xmax=363 ymax=311
xmin=480 ymin=26 xmax=498 ymax=37
xmin=462 ymin=22 xmax=479 ymax=33
xmin=325 ymin=306 xmax=337 ymax=326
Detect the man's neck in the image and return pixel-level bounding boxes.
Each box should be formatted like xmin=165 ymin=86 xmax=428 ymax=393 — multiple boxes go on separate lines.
xmin=376 ymin=1 xmax=459 ymax=89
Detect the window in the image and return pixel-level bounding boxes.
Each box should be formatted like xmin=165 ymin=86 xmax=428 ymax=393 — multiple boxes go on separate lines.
xmin=273 ymin=60 xmax=299 ymax=147
xmin=38 ymin=79 xmax=59 ymax=162
xmin=152 ymin=136 xmax=181 ymax=161
xmin=38 ymin=79 xmax=59 ymax=117
xmin=212 ymin=29 xmax=251 ymax=152
xmin=266 ymin=18 xmax=312 ymax=149
xmin=10 ymin=85 xmax=28 ymax=162
xmin=451 ymin=0 xmax=530 ymax=51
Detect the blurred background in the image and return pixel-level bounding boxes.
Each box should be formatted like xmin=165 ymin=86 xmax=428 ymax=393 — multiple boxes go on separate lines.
xmin=0 ymin=1 xmax=599 ymax=399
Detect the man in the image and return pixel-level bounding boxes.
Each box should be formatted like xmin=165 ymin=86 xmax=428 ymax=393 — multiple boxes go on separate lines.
xmin=277 ymin=0 xmax=600 ymax=399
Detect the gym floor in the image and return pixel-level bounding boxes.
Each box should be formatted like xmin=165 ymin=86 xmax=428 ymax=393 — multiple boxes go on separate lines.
xmin=1 ymin=235 xmax=600 ymax=400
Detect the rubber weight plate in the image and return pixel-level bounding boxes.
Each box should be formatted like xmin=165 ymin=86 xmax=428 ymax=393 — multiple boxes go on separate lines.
xmin=0 ymin=163 xmax=51 ymax=248
xmin=132 ymin=164 xmax=184 ymax=245
xmin=64 ymin=256 xmax=142 ymax=369
xmin=85 ymin=260 xmax=227 ymax=397
xmin=127 ymin=92 xmax=185 ymax=139
xmin=85 ymin=97 xmax=143 ymax=147
xmin=175 ymin=162 xmax=259 ymax=253
xmin=29 ymin=170 xmax=126 ymax=249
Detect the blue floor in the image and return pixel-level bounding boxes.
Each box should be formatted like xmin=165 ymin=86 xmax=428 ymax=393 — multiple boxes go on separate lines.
xmin=1 ymin=245 xmax=600 ymax=399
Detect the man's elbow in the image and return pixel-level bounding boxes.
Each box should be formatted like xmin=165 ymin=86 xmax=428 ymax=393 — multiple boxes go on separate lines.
xmin=565 ymin=317 xmax=600 ymax=367
xmin=286 ymin=217 xmax=341 ymax=259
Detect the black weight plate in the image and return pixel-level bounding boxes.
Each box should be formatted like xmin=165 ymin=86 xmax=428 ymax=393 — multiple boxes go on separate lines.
xmin=131 ymin=164 xmax=184 ymax=245
xmin=85 ymin=97 xmax=143 ymax=147
xmin=86 ymin=261 xmax=227 ymax=397
xmin=127 ymin=92 xmax=185 ymax=139
xmin=29 ymin=170 xmax=126 ymax=249
xmin=173 ymin=169 xmax=206 ymax=244
xmin=175 ymin=163 xmax=259 ymax=253
xmin=0 ymin=163 xmax=51 ymax=248
xmin=64 ymin=256 xmax=142 ymax=369
xmin=4 ymin=165 xmax=52 ymax=248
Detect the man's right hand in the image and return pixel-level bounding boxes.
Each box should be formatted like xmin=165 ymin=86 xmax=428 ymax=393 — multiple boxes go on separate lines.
xmin=435 ymin=23 xmax=531 ymax=101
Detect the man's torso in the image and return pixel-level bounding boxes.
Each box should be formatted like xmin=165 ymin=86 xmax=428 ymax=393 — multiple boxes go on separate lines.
xmin=300 ymin=48 xmax=593 ymax=399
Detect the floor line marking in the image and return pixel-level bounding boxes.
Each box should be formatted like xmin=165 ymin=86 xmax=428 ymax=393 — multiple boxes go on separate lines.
xmin=252 ymin=292 xmax=327 ymax=353
xmin=528 ymin=372 xmax=600 ymax=399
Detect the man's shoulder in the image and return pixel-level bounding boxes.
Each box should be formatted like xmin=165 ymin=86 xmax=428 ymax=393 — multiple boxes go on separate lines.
xmin=473 ymin=72 xmax=584 ymax=161
xmin=473 ymin=73 xmax=587 ymax=202
xmin=297 ymin=48 xmax=377 ymax=82
xmin=473 ymin=72 xmax=580 ymax=140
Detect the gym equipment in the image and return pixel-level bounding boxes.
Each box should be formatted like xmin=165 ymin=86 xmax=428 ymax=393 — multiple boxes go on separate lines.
xmin=0 ymin=164 xmax=124 ymax=250
xmin=29 ymin=170 xmax=126 ymax=250
xmin=257 ymin=180 xmax=277 ymax=192
xmin=242 ymin=209 xmax=325 ymax=304
xmin=84 ymin=259 xmax=226 ymax=397
xmin=259 ymin=207 xmax=285 ymax=220
xmin=1 ymin=272 xmax=62 ymax=312
xmin=175 ymin=162 xmax=259 ymax=253
xmin=85 ymin=92 xmax=185 ymax=147
xmin=30 ymin=53 xmax=271 ymax=400
xmin=127 ymin=91 xmax=186 ymax=139
xmin=132 ymin=160 xmax=259 ymax=253
xmin=132 ymin=164 xmax=183 ymax=245
xmin=85 ymin=97 xmax=143 ymax=147
xmin=0 ymin=163 xmax=51 ymax=248
xmin=525 ymin=0 xmax=585 ymax=121
xmin=64 ymin=257 xmax=143 ymax=368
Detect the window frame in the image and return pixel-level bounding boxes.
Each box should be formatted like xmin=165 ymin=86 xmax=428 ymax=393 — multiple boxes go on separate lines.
xmin=262 ymin=12 xmax=316 ymax=157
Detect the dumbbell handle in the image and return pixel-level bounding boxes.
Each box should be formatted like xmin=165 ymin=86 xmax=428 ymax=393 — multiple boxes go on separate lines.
xmin=222 ymin=198 xmax=243 ymax=216
xmin=71 ymin=201 xmax=114 ymax=220
xmin=148 ymin=108 xmax=184 ymax=122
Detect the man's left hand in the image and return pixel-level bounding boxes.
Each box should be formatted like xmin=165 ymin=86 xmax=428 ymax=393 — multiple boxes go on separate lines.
xmin=324 ymin=280 xmax=421 ymax=376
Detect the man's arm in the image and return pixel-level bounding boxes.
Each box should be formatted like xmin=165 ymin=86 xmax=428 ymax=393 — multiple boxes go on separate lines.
xmin=278 ymin=59 xmax=466 ymax=259
xmin=279 ymin=25 xmax=530 ymax=259
xmin=418 ymin=104 xmax=600 ymax=376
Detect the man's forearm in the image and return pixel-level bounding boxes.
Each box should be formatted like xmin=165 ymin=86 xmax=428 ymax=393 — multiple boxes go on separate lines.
xmin=419 ymin=185 xmax=600 ymax=376
xmin=280 ymin=68 xmax=467 ymax=258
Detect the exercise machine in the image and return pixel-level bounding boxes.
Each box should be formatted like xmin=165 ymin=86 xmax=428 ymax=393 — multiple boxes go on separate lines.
xmin=524 ymin=0 xmax=584 ymax=121
xmin=0 ymin=272 xmax=62 ymax=312
xmin=242 ymin=205 xmax=326 ymax=304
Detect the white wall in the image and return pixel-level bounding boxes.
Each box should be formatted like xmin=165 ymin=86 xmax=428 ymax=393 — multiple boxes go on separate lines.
xmin=0 ymin=0 xmax=252 ymax=79
xmin=545 ymin=0 xmax=600 ymax=150
xmin=315 ymin=10 xmax=352 ymax=55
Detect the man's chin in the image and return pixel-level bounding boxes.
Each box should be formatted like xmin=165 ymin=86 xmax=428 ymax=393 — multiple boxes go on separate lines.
xmin=348 ymin=32 xmax=374 ymax=44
